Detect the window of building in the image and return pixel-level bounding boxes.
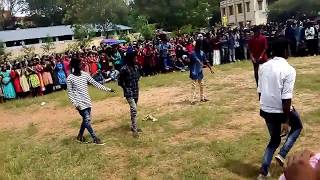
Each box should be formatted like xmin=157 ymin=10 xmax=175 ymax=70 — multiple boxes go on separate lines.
xmin=5 ymin=41 xmax=22 ymax=47
xmin=237 ymin=3 xmax=243 ymax=14
xmin=222 ymin=7 xmax=226 ymax=16
xmin=246 ymin=2 xmax=250 ymax=12
xmin=25 ymin=38 xmax=40 ymax=45
xmin=229 ymin=5 xmax=234 ymax=15
xmin=258 ymin=0 xmax=263 ymax=10
xmin=58 ymin=35 xmax=73 ymax=41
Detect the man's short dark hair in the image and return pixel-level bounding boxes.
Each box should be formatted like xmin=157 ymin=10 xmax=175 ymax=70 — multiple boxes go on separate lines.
xmin=252 ymin=26 xmax=261 ymax=33
xmin=271 ymin=38 xmax=289 ymax=58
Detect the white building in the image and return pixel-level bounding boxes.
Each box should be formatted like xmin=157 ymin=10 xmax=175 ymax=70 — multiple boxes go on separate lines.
xmin=220 ymin=0 xmax=268 ymax=26
xmin=0 ymin=25 xmax=132 ymax=48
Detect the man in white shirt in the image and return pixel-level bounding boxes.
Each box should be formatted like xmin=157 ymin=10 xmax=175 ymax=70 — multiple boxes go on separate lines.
xmin=305 ymin=23 xmax=317 ymax=56
xmin=257 ymin=39 xmax=303 ymax=180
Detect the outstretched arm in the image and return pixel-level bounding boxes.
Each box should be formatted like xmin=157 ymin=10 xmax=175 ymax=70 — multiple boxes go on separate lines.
xmin=86 ymin=73 xmax=113 ymax=92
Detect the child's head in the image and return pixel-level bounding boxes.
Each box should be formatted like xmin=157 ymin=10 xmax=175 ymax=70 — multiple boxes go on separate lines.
xmin=70 ymin=57 xmax=81 ymax=74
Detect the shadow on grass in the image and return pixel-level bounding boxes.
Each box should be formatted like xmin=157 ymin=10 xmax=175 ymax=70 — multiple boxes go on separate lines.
xmin=106 ymin=124 xmax=130 ymax=134
xmin=223 ymin=159 xmax=260 ymax=179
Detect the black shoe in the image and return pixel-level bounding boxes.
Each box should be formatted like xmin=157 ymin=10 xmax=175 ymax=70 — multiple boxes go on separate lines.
xmin=76 ymin=136 xmax=89 ymax=144
xmin=132 ymin=131 xmax=139 ymax=138
xmin=93 ymin=138 xmax=105 ymax=145
xmin=131 ymin=127 xmax=142 ymax=133
xmin=201 ymin=99 xmax=209 ymax=102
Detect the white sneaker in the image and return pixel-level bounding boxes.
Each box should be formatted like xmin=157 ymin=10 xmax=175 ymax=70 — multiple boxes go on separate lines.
xmin=275 ymin=154 xmax=285 ymax=167
xmin=257 ymin=173 xmax=271 ymax=180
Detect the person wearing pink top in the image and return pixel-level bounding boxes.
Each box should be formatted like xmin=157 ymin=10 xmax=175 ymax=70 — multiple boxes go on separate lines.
xmin=62 ymin=55 xmax=71 ymax=77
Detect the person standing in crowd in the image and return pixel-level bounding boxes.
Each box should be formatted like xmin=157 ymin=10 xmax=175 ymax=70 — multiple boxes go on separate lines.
xmin=10 ymin=64 xmax=23 ymax=98
xmin=55 ymin=59 xmax=67 ymax=90
xmin=249 ymin=26 xmax=268 ymax=86
xmin=112 ymin=46 xmax=123 ymax=71
xmin=285 ymin=22 xmax=297 ymax=56
xmin=228 ymin=31 xmax=236 ymax=63
xmin=294 ymin=22 xmax=303 ymax=56
xmin=159 ymin=37 xmax=173 ymax=71
xmin=204 ymin=33 xmax=213 ymax=65
xmin=211 ymin=33 xmax=221 ymax=65
xmin=0 ymin=64 xmax=16 ymax=100
xmin=315 ymin=22 xmax=320 ymax=55
xmin=17 ymin=62 xmax=30 ymax=97
xmin=35 ymin=59 xmax=46 ymax=95
xmin=234 ymin=30 xmax=241 ymax=61
xmin=88 ymin=52 xmax=98 ymax=75
xmin=67 ymin=57 xmax=115 ymax=145
xmin=118 ymin=51 xmax=142 ymax=138
xmin=220 ymin=32 xmax=229 ymax=64
xmin=42 ymin=60 xmax=54 ymax=94
xmin=0 ymin=74 xmax=4 ymax=103
xmin=189 ymin=40 xmax=214 ymax=104
xmin=257 ymin=39 xmax=302 ymax=180
xmin=26 ymin=61 xmax=41 ymax=97
xmin=143 ymin=43 xmax=154 ymax=76
xmin=305 ymin=22 xmax=316 ymax=56
xmin=241 ymin=29 xmax=251 ymax=60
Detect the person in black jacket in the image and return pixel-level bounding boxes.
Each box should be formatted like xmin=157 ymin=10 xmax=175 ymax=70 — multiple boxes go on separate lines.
xmin=118 ymin=51 xmax=141 ymax=138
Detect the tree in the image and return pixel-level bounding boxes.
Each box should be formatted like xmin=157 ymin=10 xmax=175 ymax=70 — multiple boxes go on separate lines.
xmin=0 ymin=0 xmax=27 ymax=29
xmin=0 ymin=41 xmax=12 ymax=62
xmin=73 ymin=24 xmax=95 ymax=48
xmin=0 ymin=41 xmax=5 ymax=56
xmin=268 ymin=0 xmax=320 ymax=22
xmin=132 ymin=0 xmax=217 ymax=30
xmin=2 ymin=0 xmax=27 ymax=16
xmin=41 ymin=35 xmax=55 ymax=54
xmin=128 ymin=15 xmax=155 ymax=40
xmin=22 ymin=45 xmax=35 ymax=58
xmin=64 ymin=0 xmax=129 ymax=36
xmin=24 ymin=0 xmax=66 ymax=26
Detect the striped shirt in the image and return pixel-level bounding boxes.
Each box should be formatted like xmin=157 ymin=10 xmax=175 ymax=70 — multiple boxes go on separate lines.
xmin=67 ymin=72 xmax=111 ymax=110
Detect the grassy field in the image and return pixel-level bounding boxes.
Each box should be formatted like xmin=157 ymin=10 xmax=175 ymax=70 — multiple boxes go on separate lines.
xmin=0 ymin=57 xmax=320 ymax=180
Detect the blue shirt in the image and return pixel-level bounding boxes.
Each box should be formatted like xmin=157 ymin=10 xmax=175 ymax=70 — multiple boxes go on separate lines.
xmin=190 ymin=50 xmax=207 ymax=80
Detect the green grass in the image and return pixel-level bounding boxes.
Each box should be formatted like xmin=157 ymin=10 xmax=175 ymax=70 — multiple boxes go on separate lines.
xmin=1 ymin=57 xmax=320 ymax=179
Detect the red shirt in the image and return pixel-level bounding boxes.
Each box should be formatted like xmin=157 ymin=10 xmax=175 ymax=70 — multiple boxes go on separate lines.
xmin=248 ymin=34 xmax=268 ymax=63
xmin=185 ymin=44 xmax=194 ymax=55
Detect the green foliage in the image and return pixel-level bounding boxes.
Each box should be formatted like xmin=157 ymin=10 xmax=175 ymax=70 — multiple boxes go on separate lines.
xmin=25 ymin=0 xmax=66 ymax=27
xmin=22 ymin=45 xmax=36 ymax=58
xmin=180 ymin=24 xmax=195 ymax=35
xmin=119 ymin=34 xmax=131 ymax=43
xmin=41 ymin=35 xmax=55 ymax=54
xmin=132 ymin=0 xmax=218 ymax=30
xmin=0 ymin=41 xmax=4 ymax=56
xmin=268 ymin=0 xmax=320 ymax=21
xmin=128 ymin=15 xmax=155 ymax=40
xmin=64 ymin=0 xmax=129 ymax=36
xmin=140 ymin=24 xmax=156 ymax=40
xmin=66 ymin=42 xmax=79 ymax=52
xmin=73 ymin=24 xmax=95 ymax=48
xmin=0 ymin=41 xmax=10 ymax=62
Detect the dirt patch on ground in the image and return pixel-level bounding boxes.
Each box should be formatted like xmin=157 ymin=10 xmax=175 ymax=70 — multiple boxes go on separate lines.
xmin=0 ymin=86 xmax=188 ymax=139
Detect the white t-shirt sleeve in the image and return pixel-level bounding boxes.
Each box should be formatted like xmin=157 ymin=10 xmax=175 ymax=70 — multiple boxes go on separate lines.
xmin=257 ymin=65 xmax=263 ymax=93
xmin=282 ymin=67 xmax=296 ymax=99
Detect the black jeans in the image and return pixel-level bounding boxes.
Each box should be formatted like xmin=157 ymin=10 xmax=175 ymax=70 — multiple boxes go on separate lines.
xmin=260 ymin=109 xmax=303 ymax=175
xmin=78 ymin=108 xmax=97 ymax=140
xmin=253 ymin=62 xmax=260 ymax=87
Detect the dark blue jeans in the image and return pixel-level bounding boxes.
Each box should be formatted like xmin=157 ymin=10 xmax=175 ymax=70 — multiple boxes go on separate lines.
xmin=260 ymin=110 xmax=303 ymax=175
xmin=78 ymin=108 xmax=97 ymax=140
